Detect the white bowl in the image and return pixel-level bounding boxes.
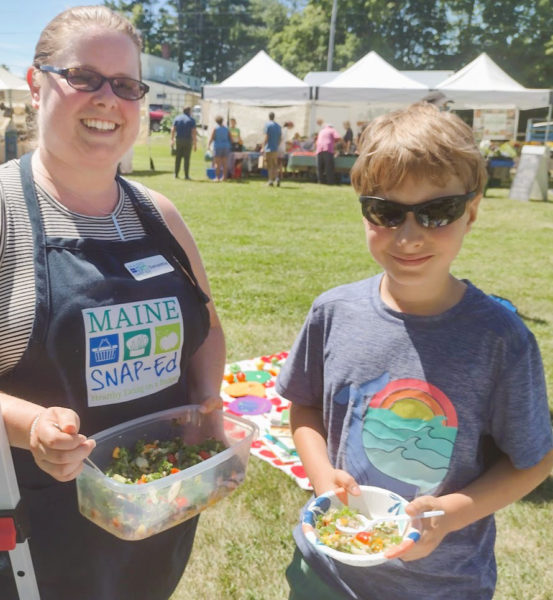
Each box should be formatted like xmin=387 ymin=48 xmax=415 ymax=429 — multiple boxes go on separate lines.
xmin=301 ymin=485 xmax=420 ymax=567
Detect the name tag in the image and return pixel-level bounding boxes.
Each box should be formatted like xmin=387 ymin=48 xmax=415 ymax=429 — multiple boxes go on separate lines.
xmin=125 ymin=255 xmax=174 ymax=281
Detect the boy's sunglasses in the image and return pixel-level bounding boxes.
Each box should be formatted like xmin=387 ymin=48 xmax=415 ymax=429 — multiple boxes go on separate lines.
xmin=359 ymin=191 xmax=476 ymax=229
xmin=39 ymin=65 xmax=150 ymax=101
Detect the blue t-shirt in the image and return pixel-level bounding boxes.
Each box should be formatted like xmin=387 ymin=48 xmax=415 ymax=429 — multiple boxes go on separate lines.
xmin=276 ymin=274 xmax=553 ymax=600
xmin=264 ymin=120 xmax=281 ymax=152
xmin=172 ymin=113 xmax=196 ymax=140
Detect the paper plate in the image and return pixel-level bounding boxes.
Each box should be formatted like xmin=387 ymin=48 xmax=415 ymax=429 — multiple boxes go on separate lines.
xmin=243 ymin=370 xmax=272 ymax=384
xmin=224 ymin=381 xmax=266 ymax=398
xmin=228 ymin=396 xmax=272 ymax=415
xmin=301 ymin=486 xmax=420 ymax=567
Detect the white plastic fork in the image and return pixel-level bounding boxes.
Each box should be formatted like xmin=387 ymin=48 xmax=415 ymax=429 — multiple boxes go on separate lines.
xmin=52 ymin=422 xmax=104 ymax=476
xmin=335 ymin=510 xmax=444 ymax=534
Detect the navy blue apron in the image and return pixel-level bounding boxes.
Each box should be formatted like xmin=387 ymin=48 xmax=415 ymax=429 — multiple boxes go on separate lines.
xmin=0 ymin=153 xmax=210 ymax=600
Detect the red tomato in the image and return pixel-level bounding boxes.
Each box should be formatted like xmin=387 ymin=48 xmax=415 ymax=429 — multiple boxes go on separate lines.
xmin=236 ymin=371 xmax=246 ymax=382
xmin=198 ymin=450 xmax=211 ymax=460
xmin=355 ymin=531 xmax=372 ymax=544
xmin=167 ymin=453 xmax=177 ymax=464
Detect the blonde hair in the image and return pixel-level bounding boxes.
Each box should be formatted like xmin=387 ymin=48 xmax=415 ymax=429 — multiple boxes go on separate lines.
xmin=33 ymin=5 xmax=143 ymax=70
xmin=350 ymin=103 xmax=487 ymax=196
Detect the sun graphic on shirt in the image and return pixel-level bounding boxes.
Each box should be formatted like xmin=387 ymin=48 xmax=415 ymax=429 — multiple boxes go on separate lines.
xmin=370 ymin=379 xmax=458 ymax=427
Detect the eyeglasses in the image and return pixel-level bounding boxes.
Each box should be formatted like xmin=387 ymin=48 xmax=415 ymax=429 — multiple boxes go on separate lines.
xmin=359 ymin=191 xmax=476 ymax=229
xmin=39 ymin=65 xmax=149 ymax=101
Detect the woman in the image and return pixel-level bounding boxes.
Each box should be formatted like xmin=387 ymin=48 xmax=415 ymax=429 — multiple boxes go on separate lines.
xmin=342 ymin=120 xmax=353 ymax=154
xmin=0 ymin=6 xmax=224 ymax=600
xmin=228 ymin=117 xmax=243 ymax=151
xmin=208 ymin=115 xmax=231 ymax=181
xmin=278 ymin=121 xmax=293 ymax=182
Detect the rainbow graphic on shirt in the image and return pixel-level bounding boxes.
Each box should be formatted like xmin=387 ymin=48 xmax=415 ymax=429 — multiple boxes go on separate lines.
xmin=361 ymin=378 xmax=458 ymax=494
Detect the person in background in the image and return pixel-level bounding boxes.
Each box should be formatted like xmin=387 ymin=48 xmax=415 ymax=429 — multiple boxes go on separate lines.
xmin=229 ymin=117 xmax=243 ymax=151
xmin=0 ymin=6 xmax=225 ymax=599
xmin=278 ymin=121 xmax=294 ymax=183
xmin=277 ymin=102 xmax=553 ymax=600
xmin=290 ymin=132 xmax=303 ymax=151
xmin=315 ymin=122 xmax=341 ymax=185
xmin=355 ymin=121 xmax=368 ymax=153
xmin=263 ymin=111 xmax=282 ymax=186
xmin=342 ymin=120 xmax=354 ymax=154
xmin=208 ymin=115 xmax=232 ymax=181
xmin=171 ymin=106 xmax=197 ymax=179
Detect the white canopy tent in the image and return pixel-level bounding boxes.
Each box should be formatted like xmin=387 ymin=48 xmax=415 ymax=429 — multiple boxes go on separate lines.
xmin=202 ymin=50 xmax=312 ymax=104
xmin=317 ymin=51 xmax=429 ymax=103
xmin=201 ymin=51 xmax=313 ymax=148
xmin=0 ymin=67 xmax=30 ymax=106
xmin=435 ymin=53 xmax=551 ymax=110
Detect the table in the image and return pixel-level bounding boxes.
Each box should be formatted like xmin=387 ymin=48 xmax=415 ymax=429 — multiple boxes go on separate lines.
xmin=485 ymin=157 xmax=515 ymax=191
xmin=287 ymin=152 xmax=357 ymax=177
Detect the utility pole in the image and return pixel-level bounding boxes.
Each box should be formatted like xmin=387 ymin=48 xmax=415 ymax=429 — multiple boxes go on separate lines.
xmin=177 ymin=0 xmax=185 ymax=73
xmin=327 ymin=0 xmax=338 ymax=71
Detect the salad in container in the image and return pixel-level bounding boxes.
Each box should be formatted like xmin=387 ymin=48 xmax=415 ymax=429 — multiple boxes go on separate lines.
xmin=76 ymin=405 xmax=257 ymax=540
xmin=301 ymin=486 xmax=421 ymax=567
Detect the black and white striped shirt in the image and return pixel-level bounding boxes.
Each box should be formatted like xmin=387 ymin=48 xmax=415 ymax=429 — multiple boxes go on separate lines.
xmin=0 ymin=159 xmax=160 ymax=376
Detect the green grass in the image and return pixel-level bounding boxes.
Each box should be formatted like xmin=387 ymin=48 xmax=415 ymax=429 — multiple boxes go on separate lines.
xmin=130 ymin=134 xmax=553 ymax=600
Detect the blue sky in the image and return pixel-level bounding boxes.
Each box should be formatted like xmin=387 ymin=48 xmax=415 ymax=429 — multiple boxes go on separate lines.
xmin=0 ymin=1 xmax=309 ymax=79
xmin=0 ymin=2 xmax=99 ymax=78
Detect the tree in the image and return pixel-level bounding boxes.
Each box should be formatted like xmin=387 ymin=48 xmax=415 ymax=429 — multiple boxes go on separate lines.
xmin=151 ymin=0 xmax=287 ymax=81
xmin=103 ymin=0 xmax=553 ymax=88
xmin=269 ymin=0 xmax=451 ymax=77
xmin=478 ymin=0 xmax=553 ymax=87
xmin=104 ymin=0 xmax=163 ymax=54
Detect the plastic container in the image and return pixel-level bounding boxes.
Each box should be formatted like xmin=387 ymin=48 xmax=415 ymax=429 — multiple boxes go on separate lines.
xmin=76 ymin=406 xmax=257 ymax=540
xmin=206 ymin=167 xmax=216 ymax=180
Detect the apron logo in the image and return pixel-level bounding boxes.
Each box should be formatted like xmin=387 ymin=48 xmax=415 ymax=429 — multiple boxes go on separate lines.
xmin=83 ymin=297 xmax=183 ymax=407
xmin=90 ymin=334 xmax=119 ymax=365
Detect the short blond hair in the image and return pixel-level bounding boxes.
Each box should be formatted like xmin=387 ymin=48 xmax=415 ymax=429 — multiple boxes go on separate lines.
xmin=350 ymin=103 xmax=487 ymax=196
xmin=33 ymin=5 xmax=143 ymax=70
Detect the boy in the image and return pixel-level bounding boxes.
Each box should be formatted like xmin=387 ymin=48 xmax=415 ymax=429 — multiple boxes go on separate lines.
xmin=276 ymin=103 xmax=553 ymax=600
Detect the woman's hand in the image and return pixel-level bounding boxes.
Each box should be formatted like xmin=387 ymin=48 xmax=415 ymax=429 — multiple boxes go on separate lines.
xmin=29 ymin=407 xmax=96 ymax=482
xmin=385 ymin=495 xmax=449 ymax=561
xmin=198 ymin=394 xmax=223 ymax=414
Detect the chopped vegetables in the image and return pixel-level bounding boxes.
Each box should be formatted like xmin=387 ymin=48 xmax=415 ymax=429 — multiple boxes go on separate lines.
xmin=78 ymin=436 xmax=245 ymax=540
xmin=105 ymin=437 xmax=227 ymax=484
xmin=315 ymin=506 xmax=402 ymax=555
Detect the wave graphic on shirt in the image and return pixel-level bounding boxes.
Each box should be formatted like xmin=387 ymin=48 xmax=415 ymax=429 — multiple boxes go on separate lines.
xmin=363 ymin=379 xmax=458 ymax=494
xmin=363 ymin=410 xmax=456 ymax=492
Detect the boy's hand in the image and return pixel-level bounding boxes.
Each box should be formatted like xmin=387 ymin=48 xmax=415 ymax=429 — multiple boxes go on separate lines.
xmin=314 ymin=469 xmax=361 ymax=501
xmin=29 ymin=407 xmax=96 ymax=482
xmin=384 ymin=495 xmax=448 ymax=561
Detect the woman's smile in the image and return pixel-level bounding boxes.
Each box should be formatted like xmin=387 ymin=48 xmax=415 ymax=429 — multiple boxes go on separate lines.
xmin=81 ymin=118 xmax=119 ymax=132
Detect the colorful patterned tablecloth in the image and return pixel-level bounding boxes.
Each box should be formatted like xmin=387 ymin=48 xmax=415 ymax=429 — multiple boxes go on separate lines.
xmin=221 ymin=352 xmax=312 ymax=491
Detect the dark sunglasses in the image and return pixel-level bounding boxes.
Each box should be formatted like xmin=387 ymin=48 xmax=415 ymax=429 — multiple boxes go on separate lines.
xmin=359 ymin=191 xmax=476 ymax=229
xmin=39 ymin=65 xmax=149 ymax=101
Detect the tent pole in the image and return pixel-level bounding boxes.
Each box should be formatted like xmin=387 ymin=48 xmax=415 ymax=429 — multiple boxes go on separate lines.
xmin=0 ymin=407 xmax=40 ymax=599
xmin=543 ymin=96 xmax=552 ymax=145
xmin=327 ymin=0 xmax=338 ymax=71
